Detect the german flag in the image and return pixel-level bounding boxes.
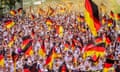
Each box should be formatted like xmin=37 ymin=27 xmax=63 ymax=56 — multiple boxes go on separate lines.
xmin=18 ymin=8 xmax=22 ymax=14
xmin=10 ymin=10 xmax=16 ymax=16
xmin=76 ymin=15 xmax=84 ymax=23
xmin=94 ymin=46 xmax=105 ymax=57
xmin=58 ymin=25 xmax=64 ymax=37
xmin=71 ymin=39 xmax=76 ymax=51
xmin=38 ymin=8 xmax=45 ymax=15
xmin=47 ymin=6 xmax=54 ymax=16
xmin=31 ymin=29 xmax=35 ymax=39
xmin=21 ymin=39 xmax=31 ymax=49
xmin=12 ymin=51 xmax=19 ymax=63
xmin=30 ymin=14 xmax=35 ymax=20
xmin=45 ymin=47 xmax=56 ymax=70
xmin=72 ymin=56 xmax=77 ymax=66
xmin=103 ymin=58 xmax=115 ymax=72
xmin=46 ymin=18 xmax=53 ymax=26
xmin=46 ymin=18 xmax=53 ymax=30
xmin=38 ymin=40 xmax=46 ymax=57
xmin=85 ymin=0 xmax=101 ymax=37
xmin=5 ymin=20 xmax=15 ymax=29
xmin=107 ymin=18 xmax=113 ymax=27
xmin=104 ymin=35 xmax=111 ymax=45
xmin=83 ymin=43 xmax=95 ymax=58
xmin=24 ymin=46 xmax=33 ymax=56
xmin=95 ymin=36 xmax=103 ymax=44
xmin=102 ymin=15 xmax=106 ymax=24
xmin=109 ymin=11 xmax=114 ymax=19
xmin=117 ymin=34 xmax=120 ymax=42
xmin=0 ymin=54 xmax=4 ymax=67
xmin=22 ymin=40 xmax=33 ymax=56
xmin=64 ymin=41 xmax=70 ymax=51
xmin=116 ymin=13 xmax=120 ymax=21
xmin=58 ymin=62 xmax=69 ymax=72
xmin=8 ymin=35 xmax=16 ymax=48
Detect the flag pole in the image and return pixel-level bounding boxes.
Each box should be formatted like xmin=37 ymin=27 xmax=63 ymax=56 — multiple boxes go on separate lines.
xmin=14 ymin=61 xmax=16 ymax=72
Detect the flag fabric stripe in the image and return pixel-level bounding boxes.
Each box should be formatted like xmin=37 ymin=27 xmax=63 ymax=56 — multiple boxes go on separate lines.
xmin=5 ymin=20 xmax=15 ymax=29
xmin=0 ymin=54 xmax=4 ymax=67
xmin=85 ymin=0 xmax=101 ymax=36
xmin=25 ymin=46 xmax=33 ymax=56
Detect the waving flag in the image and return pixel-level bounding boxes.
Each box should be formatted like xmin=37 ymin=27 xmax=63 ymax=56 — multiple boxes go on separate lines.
xmin=10 ymin=10 xmax=16 ymax=16
xmin=46 ymin=18 xmax=53 ymax=30
xmin=5 ymin=20 xmax=15 ymax=29
xmin=22 ymin=40 xmax=33 ymax=56
xmin=0 ymin=54 xmax=4 ymax=67
xmin=8 ymin=35 xmax=16 ymax=48
xmin=103 ymin=58 xmax=115 ymax=72
xmin=59 ymin=25 xmax=64 ymax=37
xmin=85 ymin=0 xmax=101 ymax=37
xmin=58 ymin=62 xmax=69 ymax=72
xmin=39 ymin=40 xmax=46 ymax=57
xmin=47 ymin=6 xmax=54 ymax=16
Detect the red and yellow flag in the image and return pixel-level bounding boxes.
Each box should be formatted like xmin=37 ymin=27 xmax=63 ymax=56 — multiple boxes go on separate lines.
xmin=85 ymin=0 xmax=101 ymax=37
xmin=5 ymin=20 xmax=15 ymax=29
xmin=76 ymin=15 xmax=84 ymax=23
xmin=47 ymin=6 xmax=54 ymax=16
xmin=10 ymin=10 xmax=16 ymax=16
xmin=25 ymin=46 xmax=33 ymax=56
xmin=30 ymin=14 xmax=35 ymax=20
xmin=58 ymin=25 xmax=64 ymax=37
xmin=0 ymin=54 xmax=4 ymax=67
xmin=102 ymin=15 xmax=106 ymax=24
xmin=39 ymin=40 xmax=46 ymax=57
xmin=109 ymin=11 xmax=114 ymax=19
xmin=8 ymin=35 xmax=16 ymax=48
xmin=107 ymin=19 xmax=113 ymax=27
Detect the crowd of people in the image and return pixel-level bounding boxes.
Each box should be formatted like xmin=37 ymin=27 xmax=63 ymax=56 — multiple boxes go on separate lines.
xmin=0 ymin=10 xmax=120 ymax=72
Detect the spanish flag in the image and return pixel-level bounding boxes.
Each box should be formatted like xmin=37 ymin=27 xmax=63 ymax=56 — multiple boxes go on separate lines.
xmin=85 ymin=0 xmax=101 ymax=37
xmin=10 ymin=10 xmax=16 ymax=16
xmin=5 ymin=20 xmax=15 ymax=29
xmin=0 ymin=54 xmax=4 ymax=67
xmin=39 ymin=40 xmax=46 ymax=57
xmin=8 ymin=35 xmax=16 ymax=48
